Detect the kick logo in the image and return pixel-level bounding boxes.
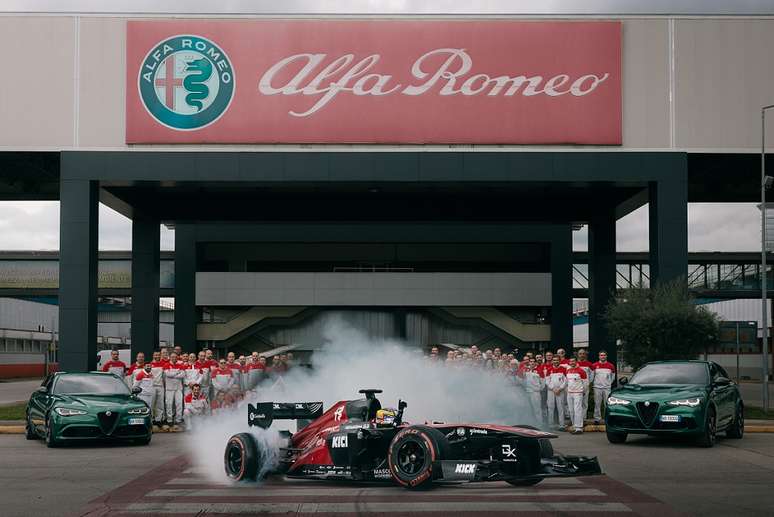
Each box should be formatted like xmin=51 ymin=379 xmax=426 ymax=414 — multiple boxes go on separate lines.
xmin=138 ymin=34 xmax=235 ymax=130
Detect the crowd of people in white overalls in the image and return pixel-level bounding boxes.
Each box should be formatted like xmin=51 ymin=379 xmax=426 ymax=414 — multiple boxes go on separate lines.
xmin=426 ymin=345 xmax=617 ymax=434
xmin=100 ymin=346 xmax=294 ymax=431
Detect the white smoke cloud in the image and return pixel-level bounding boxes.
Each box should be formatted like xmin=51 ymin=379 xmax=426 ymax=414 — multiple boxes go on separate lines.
xmin=186 ymin=315 xmax=537 ymax=484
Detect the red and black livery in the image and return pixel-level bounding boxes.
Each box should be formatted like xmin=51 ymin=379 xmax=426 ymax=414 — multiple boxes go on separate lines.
xmin=224 ymin=389 xmax=601 ymax=488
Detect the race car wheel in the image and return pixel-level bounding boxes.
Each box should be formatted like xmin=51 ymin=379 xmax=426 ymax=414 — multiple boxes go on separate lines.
xmin=697 ymin=407 xmax=717 ymax=448
xmin=224 ymin=433 xmax=261 ymax=481
xmin=388 ymin=425 xmax=449 ymax=489
xmin=538 ymin=438 xmax=554 ymax=458
xmin=726 ymin=404 xmax=744 ymax=439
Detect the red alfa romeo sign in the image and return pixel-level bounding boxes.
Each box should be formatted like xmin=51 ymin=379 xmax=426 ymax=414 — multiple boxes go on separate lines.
xmin=126 ymin=20 xmax=621 ymax=144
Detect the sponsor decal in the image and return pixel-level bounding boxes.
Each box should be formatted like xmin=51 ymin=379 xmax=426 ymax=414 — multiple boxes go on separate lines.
xmin=331 ymin=435 xmax=349 ymax=448
xmin=373 ymin=468 xmax=392 ymax=479
xmin=138 ymin=34 xmax=234 ymax=131
xmin=468 ymin=428 xmax=488 ymax=435
xmin=334 ymin=406 xmax=345 ymax=421
xmin=502 ymin=444 xmax=518 ymax=462
xmin=295 ymin=403 xmax=304 ymax=409
xmin=273 ymin=403 xmax=280 ymax=410
xmin=455 ymin=463 xmax=476 ymax=474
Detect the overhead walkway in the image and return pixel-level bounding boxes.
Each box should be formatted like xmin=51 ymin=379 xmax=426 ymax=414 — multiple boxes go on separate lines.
xmin=436 ymin=307 xmax=551 ymax=344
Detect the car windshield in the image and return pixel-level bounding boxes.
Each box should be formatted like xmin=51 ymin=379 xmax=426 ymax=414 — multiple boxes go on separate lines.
xmin=54 ymin=375 xmax=130 ymax=395
xmin=629 ymin=363 xmax=709 ymax=385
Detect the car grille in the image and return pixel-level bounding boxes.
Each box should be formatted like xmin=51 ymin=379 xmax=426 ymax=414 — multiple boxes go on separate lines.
xmin=115 ymin=425 xmax=148 ymax=437
xmin=97 ymin=411 xmax=120 ymax=435
xmin=636 ymin=402 xmax=659 ymax=428
xmin=61 ymin=426 xmax=101 ymax=438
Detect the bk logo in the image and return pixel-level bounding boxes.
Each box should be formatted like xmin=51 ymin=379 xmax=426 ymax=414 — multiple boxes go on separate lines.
xmin=138 ymin=34 xmax=235 ymax=130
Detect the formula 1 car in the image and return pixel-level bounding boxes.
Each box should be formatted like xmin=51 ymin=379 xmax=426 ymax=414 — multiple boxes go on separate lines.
xmin=224 ymin=389 xmax=601 ymax=488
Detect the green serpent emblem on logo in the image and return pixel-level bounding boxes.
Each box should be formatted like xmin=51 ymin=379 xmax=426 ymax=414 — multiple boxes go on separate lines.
xmin=183 ymin=58 xmax=213 ymax=112
xmin=138 ymin=35 xmax=235 ymax=131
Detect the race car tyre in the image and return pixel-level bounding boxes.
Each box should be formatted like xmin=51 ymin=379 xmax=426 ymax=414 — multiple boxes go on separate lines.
xmin=388 ymin=425 xmax=449 ymax=489
xmin=726 ymin=404 xmax=744 ymax=439
xmin=224 ymin=433 xmax=261 ymax=481
xmin=45 ymin=415 xmax=58 ymax=448
xmin=606 ymin=430 xmax=627 ymax=444
xmin=506 ymin=478 xmax=543 ymax=487
xmin=25 ymin=414 xmax=36 ymax=440
xmin=697 ymin=407 xmax=717 ymax=448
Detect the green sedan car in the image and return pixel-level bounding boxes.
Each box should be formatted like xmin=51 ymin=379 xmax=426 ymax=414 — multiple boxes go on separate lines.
xmin=605 ymin=360 xmax=744 ymax=447
xmin=25 ymin=371 xmax=152 ymax=447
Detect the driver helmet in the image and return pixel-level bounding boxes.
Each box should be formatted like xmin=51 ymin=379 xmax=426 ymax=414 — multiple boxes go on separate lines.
xmin=375 ymin=408 xmax=397 ymax=425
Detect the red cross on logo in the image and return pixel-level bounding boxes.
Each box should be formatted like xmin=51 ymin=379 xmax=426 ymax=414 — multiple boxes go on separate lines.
xmin=154 ymin=56 xmax=183 ymax=110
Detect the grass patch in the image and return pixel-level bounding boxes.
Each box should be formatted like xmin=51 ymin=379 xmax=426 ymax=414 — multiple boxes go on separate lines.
xmin=746 ymin=406 xmax=774 ymax=420
xmin=0 ymin=403 xmax=26 ymax=421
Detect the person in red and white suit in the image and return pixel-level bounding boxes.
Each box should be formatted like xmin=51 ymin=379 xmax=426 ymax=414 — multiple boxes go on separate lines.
xmin=545 ymin=356 xmax=567 ymax=430
xmin=184 ymin=383 xmax=210 ymax=422
xmin=125 ymin=352 xmax=146 ymax=385
xmin=132 ymin=363 xmax=156 ymax=413
xmin=592 ymin=351 xmax=616 ymax=423
xmin=537 ymin=351 xmax=553 ymax=423
xmin=194 ymin=351 xmax=212 ymax=400
xmin=164 ymin=353 xmax=186 ymax=430
xmin=147 ymin=351 xmax=168 ymax=429
xmin=521 ymin=358 xmax=545 ymax=424
xmin=565 ymin=357 xmax=589 ymax=434
xmin=184 ymin=353 xmax=204 ymax=399
xmin=212 ymin=358 xmax=235 ymax=399
xmin=225 ymin=352 xmax=243 ymax=394
xmin=576 ymin=348 xmax=595 ymax=422
xmin=101 ymin=349 xmax=127 ymax=378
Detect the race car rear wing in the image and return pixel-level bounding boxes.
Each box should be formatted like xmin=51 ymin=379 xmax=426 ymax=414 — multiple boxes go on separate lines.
xmin=248 ymin=402 xmax=324 ymax=429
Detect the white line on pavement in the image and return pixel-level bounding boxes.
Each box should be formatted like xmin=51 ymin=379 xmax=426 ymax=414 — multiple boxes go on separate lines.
xmin=145 ymin=487 xmax=605 ymax=498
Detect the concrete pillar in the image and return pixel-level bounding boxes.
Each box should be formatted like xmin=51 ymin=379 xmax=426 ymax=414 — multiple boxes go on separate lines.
xmin=175 ymin=224 xmax=198 ymax=353
xmin=58 ymin=179 xmax=99 ymax=372
xmin=649 ymin=173 xmax=688 ymax=284
xmin=131 ymin=213 xmax=160 ymax=360
xmin=588 ymin=209 xmax=617 ymax=364
xmin=550 ymin=226 xmax=573 ymax=350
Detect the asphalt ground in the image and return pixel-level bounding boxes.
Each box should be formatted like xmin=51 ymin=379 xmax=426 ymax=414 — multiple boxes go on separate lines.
xmin=1 ymin=432 xmax=773 ymax=517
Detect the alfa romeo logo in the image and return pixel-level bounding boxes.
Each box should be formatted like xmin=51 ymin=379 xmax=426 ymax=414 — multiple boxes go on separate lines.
xmin=138 ymin=34 xmax=235 ymax=130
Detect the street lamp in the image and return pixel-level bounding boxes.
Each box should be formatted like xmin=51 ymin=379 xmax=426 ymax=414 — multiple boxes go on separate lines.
xmin=761 ymin=104 xmax=774 ymax=412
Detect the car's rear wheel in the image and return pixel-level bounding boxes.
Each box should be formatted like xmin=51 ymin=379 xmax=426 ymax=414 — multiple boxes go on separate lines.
xmin=45 ymin=415 xmax=58 ymax=448
xmin=697 ymin=407 xmax=717 ymax=448
xmin=606 ymin=430 xmax=627 ymax=444
xmin=388 ymin=425 xmax=448 ymax=489
xmin=224 ymin=433 xmax=261 ymax=481
xmin=726 ymin=404 xmax=744 ymax=439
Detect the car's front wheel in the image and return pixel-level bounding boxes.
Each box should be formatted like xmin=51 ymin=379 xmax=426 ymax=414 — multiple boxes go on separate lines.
xmin=224 ymin=433 xmax=261 ymax=481
xmin=25 ymin=413 xmax=37 ymax=441
xmin=388 ymin=425 xmax=448 ymax=489
xmin=697 ymin=407 xmax=717 ymax=448
xmin=726 ymin=404 xmax=744 ymax=439
xmin=45 ymin=415 xmax=58 ymax=448
xmin=606 ymin=430 xmax=627 ymax=444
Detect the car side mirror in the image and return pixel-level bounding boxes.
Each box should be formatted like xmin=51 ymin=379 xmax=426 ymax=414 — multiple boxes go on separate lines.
xmin=37 ymin=386 xmax=48 ymax=394
xmin=619 ymin=377 xmax=628 ymax=386
xmin=131 ymin=386 xmax=143 ymax=395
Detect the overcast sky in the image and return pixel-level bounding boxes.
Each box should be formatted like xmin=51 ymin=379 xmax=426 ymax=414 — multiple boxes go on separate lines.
xmin=0 ymin=200 xmax=761 ymax=252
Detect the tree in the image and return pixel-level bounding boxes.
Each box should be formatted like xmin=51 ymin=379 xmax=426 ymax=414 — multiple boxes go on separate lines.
xmin=604 ymin=279 xmax=721 ymax=370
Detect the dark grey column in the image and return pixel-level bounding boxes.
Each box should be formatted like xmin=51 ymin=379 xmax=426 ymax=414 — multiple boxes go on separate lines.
xmin=550 ymin=226 xmax=573 ymax=350
xmin=59 ymin=179 xmax=99 ymax=372
xmin=175 ymin=224 xmax=198 ymax=353
xmin=649 ymin=173 xmax=688 ymax=284
xmin=131 ymin=213 xmax=160 ymax=360
xmin=588 ymin=209 xmax=617 ymax=364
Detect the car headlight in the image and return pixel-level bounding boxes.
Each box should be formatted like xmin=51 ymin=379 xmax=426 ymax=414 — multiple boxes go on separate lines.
xmin=54 ymin=407 xmax=88 ymax=416
xmin=607 ymin=396 xmax=631 ymax=406
xmin=667 ymin=398 xmax=702 ymax=407
xmin=128 ymin=407 xmax=151 ymax=415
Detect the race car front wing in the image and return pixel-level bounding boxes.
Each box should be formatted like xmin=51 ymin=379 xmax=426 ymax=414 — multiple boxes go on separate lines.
xmin=437 ymin=455 xmax=602 ymax=483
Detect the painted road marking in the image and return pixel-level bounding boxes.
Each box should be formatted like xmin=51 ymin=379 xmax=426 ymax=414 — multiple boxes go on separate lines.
xmin=124 ymin=501 xmax=633 ymax=513
xmin=145 ymin=487 xmax=606 ymax=497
